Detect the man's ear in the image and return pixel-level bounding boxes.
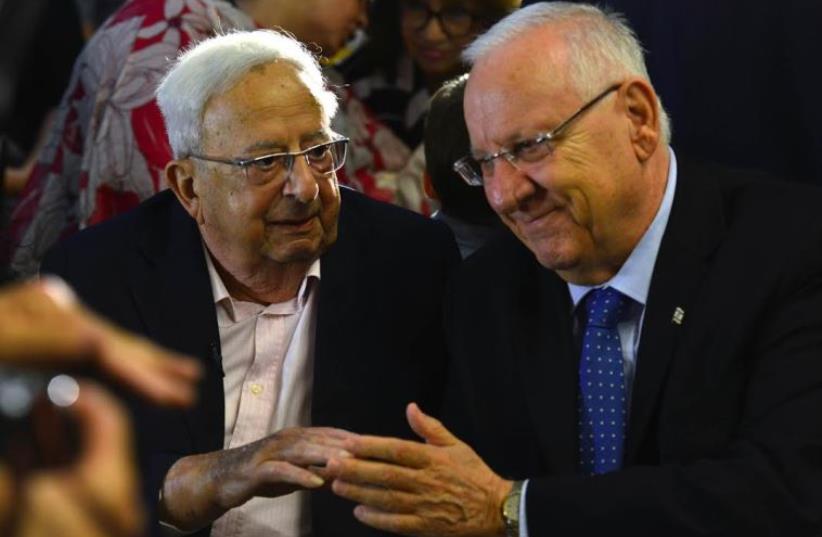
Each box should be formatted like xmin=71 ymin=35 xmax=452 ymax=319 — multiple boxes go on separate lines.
xmin=621 ymin=78 xmax=661 ymax=162
xmin=165 ymin=159 xmax=204 ymax=225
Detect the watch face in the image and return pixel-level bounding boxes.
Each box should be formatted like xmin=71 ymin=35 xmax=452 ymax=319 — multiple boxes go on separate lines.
xmin=503 ymin=491 xmax=520 ymax=522
xmin=501 ymin=481 xmax=523 ymax=537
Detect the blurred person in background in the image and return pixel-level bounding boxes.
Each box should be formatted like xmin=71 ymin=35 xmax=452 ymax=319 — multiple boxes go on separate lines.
xmin=0 ymin=0 xmax=84 ymax=198
xmin=74 ymin=0 xmax=128 ymax=38
xmin=423 ymin=74 xmax=504 ymax=258
xmin=345 ymin=0 xmax=521 ymax=146
xmin=339 ymin=0 xmax=520 ymax=214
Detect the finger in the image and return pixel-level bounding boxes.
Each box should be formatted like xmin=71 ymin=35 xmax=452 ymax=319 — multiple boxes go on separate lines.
xmin=0 ymin=464 xmax=13 ymax=533
xmin=406 ymin=402 xmax=458 ymax=447
xmin=309 ymin=427 xmax=360 ymax=441
xmin=20 ymin=476 xmax=115 ymax=537
xmin=275 ymin=442 xmax=352 ymax=467
xmin=62 ymin=382 xmax=144 ymax=537
xmin=345 ymin=436 xmax=431 ymax=469
xmin=38 ymin=276 xmax=78 ymax=308
xmin=259 ymin=427 xmax=357 ymax=465
xmin=92 ymin=325 xmax=202 ymax=408
xmin=326 ymin=457 xmax=420 ymax=492
xmin=0 ymin=280 xmax=94 ymax=364
xmin=307 ymin=464 xmax=335 ymax=483
xmin=280 ymin=426 xmax=359 ymax=444
xmin=0 ymin=280 xmax=202 ymax=408
xmin=67 ymin=382 xmax=134 ymax=473
xmin=262 ymin=429 xmax=353 ymax=465
xmin=353 ymin=505 xmax=423 ymax=536
xmin=293 ymin=427 xmax=360 ymax=449
xmin=332 ymin=480 xmax=417 ymax=514
xmin=255 ymin=460 xmax=325 ymax=491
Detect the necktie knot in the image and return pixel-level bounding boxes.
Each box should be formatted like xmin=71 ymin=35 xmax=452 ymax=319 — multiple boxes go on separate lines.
xmin=582 ymin=287 xmax=630 ymax=329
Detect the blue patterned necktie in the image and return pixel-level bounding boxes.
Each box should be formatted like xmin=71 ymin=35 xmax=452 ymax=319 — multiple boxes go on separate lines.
xmin=577 ymin=286 xmax=631 ymax=476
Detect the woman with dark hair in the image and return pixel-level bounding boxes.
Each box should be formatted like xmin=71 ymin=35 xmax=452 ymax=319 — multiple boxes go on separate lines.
xmin=339 ymin=0 xmax=520 ymax=212
xmin=344 ymin=0 xmax=520 ymax=147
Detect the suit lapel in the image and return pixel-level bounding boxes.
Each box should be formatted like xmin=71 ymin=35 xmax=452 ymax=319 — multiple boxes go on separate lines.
xmin=625 ymin=163 xmax=725 ymax=463
xmin=312 ymin=188 xmax=363 ymax=425
xmin=513 ymin=247 xmax=579 ymax=474
xmin=128 ymin=193 xmax=225 ymax=455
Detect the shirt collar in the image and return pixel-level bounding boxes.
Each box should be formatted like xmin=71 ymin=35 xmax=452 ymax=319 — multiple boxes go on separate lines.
xmin=203 ymin=243 xmax=321 ymax=322
xmin=568 ymin=147 xmax=678 ymax=308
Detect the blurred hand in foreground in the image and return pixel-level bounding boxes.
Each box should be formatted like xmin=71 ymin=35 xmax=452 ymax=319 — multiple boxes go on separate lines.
xmin=0 ymin=278 xmax=201 ymax=406
xmin=1 ymin=382 xmax=142 ymax=537
xmin=0 ymin=278 xmax=203 ymax=537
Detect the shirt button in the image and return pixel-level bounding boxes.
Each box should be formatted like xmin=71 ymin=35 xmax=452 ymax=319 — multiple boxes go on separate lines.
xmin=250 ymin=383 xmax=263 ymax=396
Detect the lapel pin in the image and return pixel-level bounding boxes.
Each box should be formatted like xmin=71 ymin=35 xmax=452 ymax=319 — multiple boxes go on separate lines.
xmin=672 ymin=307 xmax=685 ymax=325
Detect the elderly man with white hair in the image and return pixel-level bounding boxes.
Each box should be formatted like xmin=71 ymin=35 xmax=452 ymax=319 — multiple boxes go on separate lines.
xmin=41 ymin=29 xmax=458 ymax=537
xmin=326 ymin=3 xmax=822 ymax=537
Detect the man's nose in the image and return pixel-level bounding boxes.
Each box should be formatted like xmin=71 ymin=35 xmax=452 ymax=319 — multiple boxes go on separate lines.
xmin=282 ymin=156 xmax=319 ymax=203
xmin=484 ymin=158 xmax=535 ymax=214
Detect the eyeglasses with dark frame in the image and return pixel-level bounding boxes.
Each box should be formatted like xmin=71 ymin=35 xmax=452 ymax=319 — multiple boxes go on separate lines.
xmin=188 ymin=137 xmax=350 ymax=186
xmin=453 ymin=84 xmax=622 ymax=187
xmin=400 ymin=0 xmax=476 ymax=38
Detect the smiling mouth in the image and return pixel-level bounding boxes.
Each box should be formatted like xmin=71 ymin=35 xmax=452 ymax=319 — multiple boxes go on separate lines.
xmin=517 ymin=207 xmax=564 ymax=232
xmin=269 ymin=216 xmax=317 ymax=231
xmin=522 ymin=206 xmax=558 ymax=224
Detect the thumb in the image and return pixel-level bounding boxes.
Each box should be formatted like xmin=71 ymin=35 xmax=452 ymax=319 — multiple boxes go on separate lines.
xmin=406 ymin=402 xmax=457 ymax=447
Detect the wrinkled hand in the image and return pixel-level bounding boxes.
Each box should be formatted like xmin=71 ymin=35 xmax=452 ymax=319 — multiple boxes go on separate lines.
xmin=2 ymin=382 xmax=143 ymax=537
xmin=0 ymin=278 xmax=201 ymax=407
xmin=160 ymin=427 xmax=358 ymax=531
xmin=328 ymin=403 xmax=512 ymax=537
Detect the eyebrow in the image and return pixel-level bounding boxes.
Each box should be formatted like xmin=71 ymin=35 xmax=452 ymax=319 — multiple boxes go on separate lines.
xmin=240 ymin=130 xmax=330 ymax=155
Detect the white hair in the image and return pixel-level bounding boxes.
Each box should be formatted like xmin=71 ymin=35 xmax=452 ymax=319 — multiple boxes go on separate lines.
xmin=464 ymin=2 xmax=671 ymax=143
xmin=156 ymin=30 xmax=340 ymax=158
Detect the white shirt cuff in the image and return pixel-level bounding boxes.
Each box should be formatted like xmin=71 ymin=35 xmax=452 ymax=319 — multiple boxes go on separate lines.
xmin=519 ymin=479 xmax=530 ymax=537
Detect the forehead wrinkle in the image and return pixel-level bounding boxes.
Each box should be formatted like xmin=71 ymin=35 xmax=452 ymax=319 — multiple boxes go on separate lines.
xmin=230 ymin=97 xmax=323 ymax=133
xmin=466 ymin=30 xmax=580 ymax=154
xmin=465 ymin=71 xmax=526 ymax=155
xmin=203 ymin=83 xmax=326 ymax=155
xmin=203 ymin=58 xmax=325 ymax=135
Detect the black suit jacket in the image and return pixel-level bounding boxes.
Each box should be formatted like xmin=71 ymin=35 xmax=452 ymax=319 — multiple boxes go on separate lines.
xmin=444 ymin=161 xmax=822 ymax=536
xmin=42 ymin=187 xmax=459 ymax=537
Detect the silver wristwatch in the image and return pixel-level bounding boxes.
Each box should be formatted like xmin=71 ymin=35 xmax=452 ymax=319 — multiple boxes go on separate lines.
xmin=501 ymin=480 xmax=524 ymax=537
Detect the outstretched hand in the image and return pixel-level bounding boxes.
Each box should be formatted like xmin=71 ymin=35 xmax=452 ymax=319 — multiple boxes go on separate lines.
xmin=328 ymin=403 xmax=512 ymax=537
xmin=0 ymin=278 xmax=201 ymax=407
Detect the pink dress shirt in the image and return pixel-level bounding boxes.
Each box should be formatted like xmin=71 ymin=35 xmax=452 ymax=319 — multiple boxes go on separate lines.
xmin=204 ymin=249 xmax=320 ymax=537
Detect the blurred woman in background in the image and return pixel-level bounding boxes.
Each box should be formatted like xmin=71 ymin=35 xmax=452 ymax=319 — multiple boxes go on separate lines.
xmin=339 ymin=0 xmax=520 ymax=212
